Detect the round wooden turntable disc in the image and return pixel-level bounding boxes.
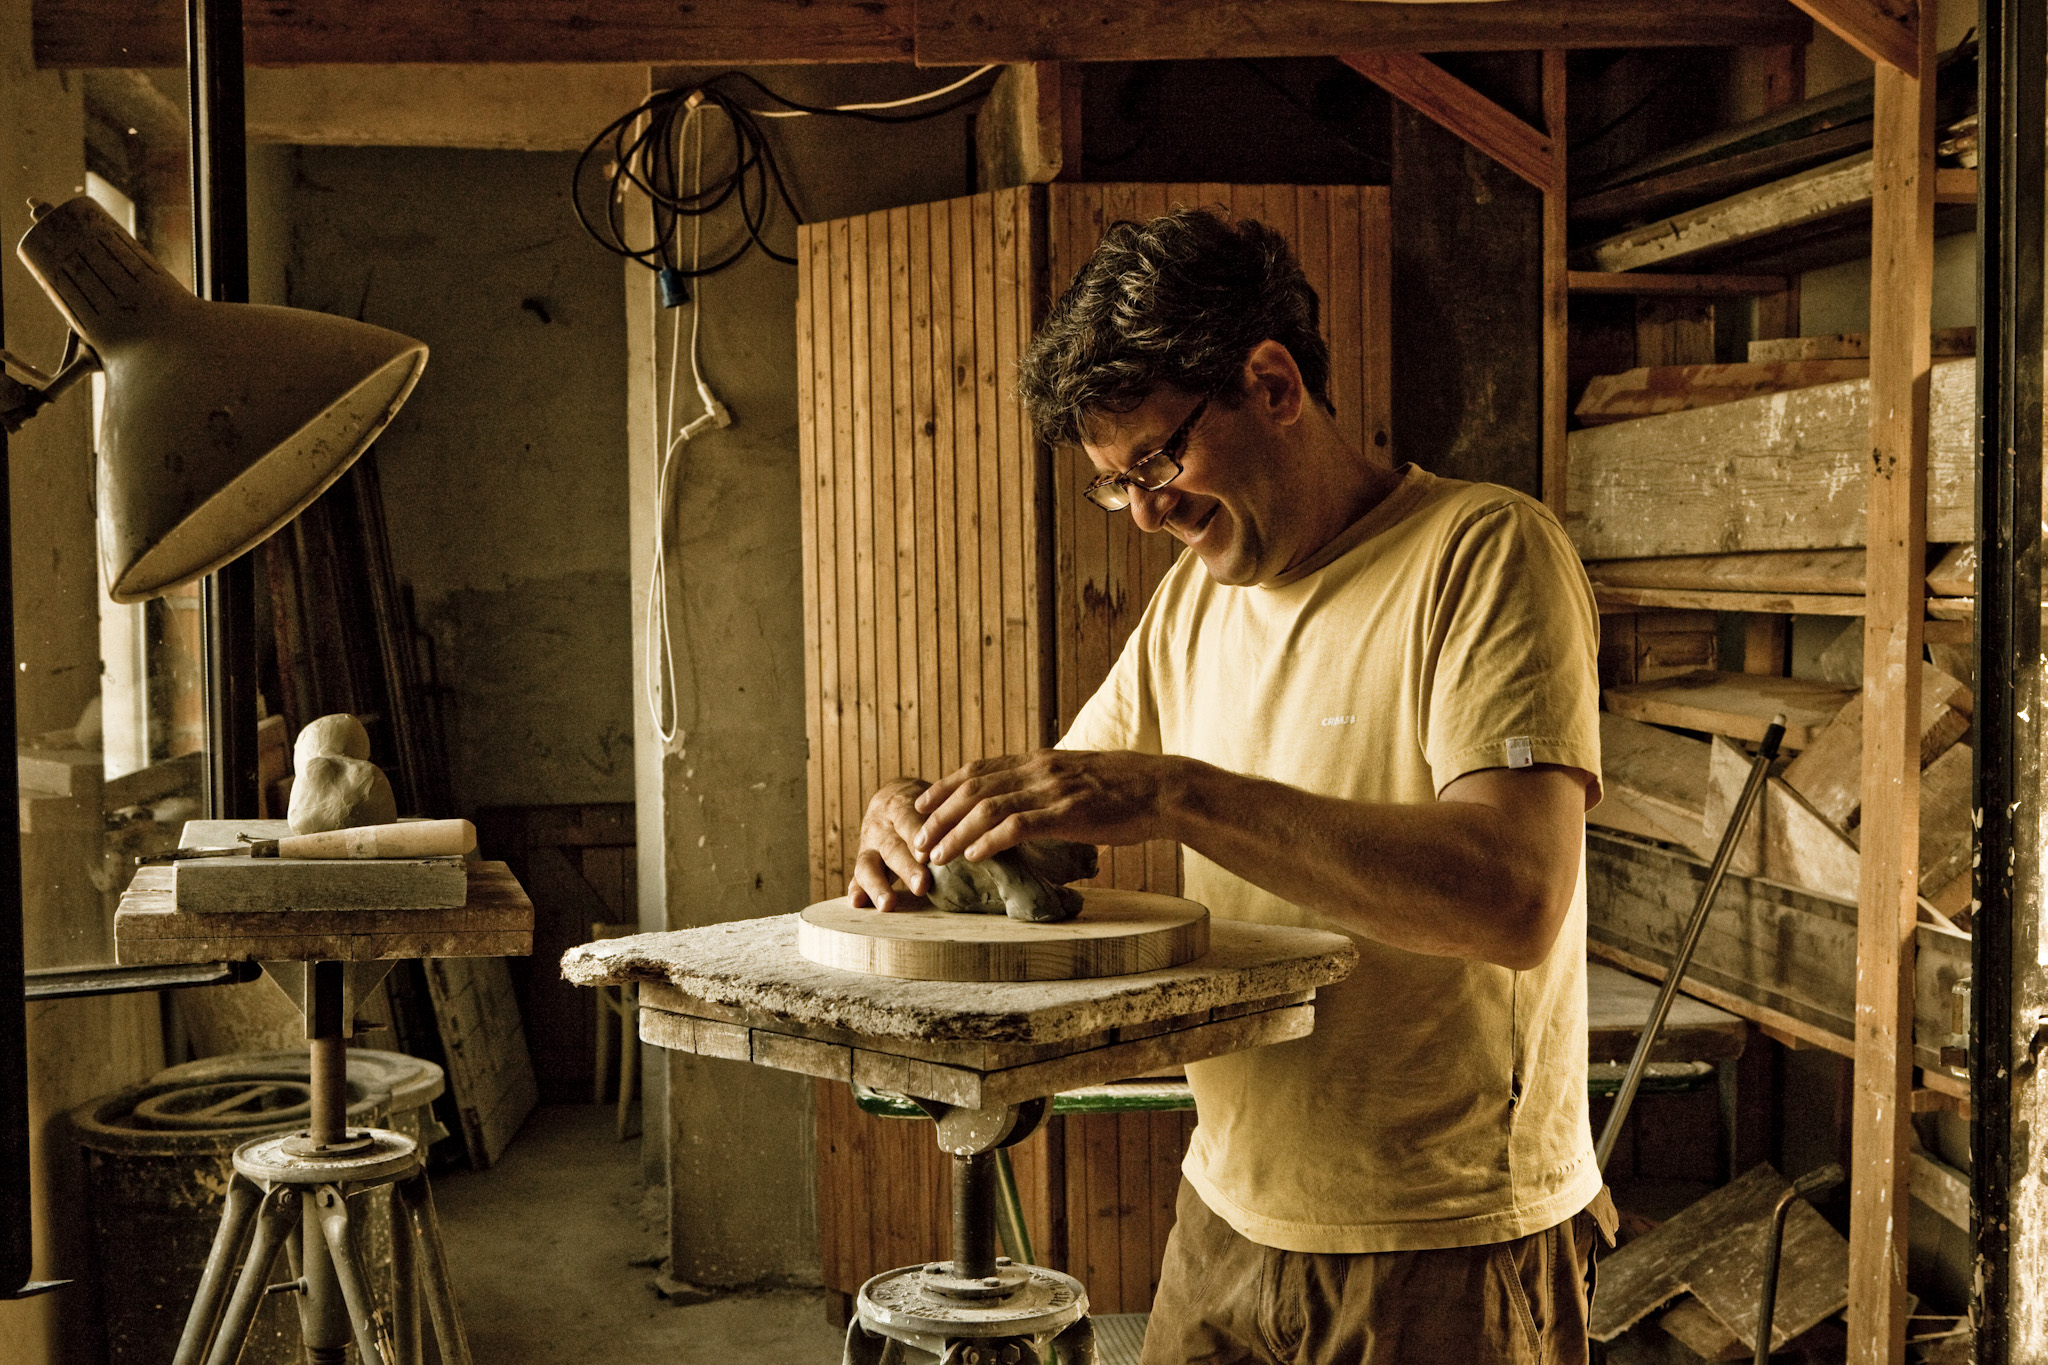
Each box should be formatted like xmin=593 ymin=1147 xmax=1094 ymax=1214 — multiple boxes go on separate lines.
xmin=796 ymin=888 xmax=1210 ymax=982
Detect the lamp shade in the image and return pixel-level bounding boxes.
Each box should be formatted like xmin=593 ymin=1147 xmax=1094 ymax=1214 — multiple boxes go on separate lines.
xmin=16 ymin=196 xmax=428 ymax=603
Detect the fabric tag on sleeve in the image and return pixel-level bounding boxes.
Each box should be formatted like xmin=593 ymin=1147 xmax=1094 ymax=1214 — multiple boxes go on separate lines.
xmin=1506 ymin=737 xmax=1533 ymax=769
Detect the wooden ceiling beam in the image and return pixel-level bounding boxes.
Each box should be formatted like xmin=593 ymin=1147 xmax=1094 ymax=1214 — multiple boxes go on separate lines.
xmin=1787 ymin=0 xmax=1920 ymax=76
xmin=913 ymin=1 xmax=1814 ymax=65
xmin=1340 ymin=52 xmax=1552 ymax=193
xmin=33 ymin=0 xmax=916 ymax=68
xmin=35 ymin=0 xmax=1814 ymax=70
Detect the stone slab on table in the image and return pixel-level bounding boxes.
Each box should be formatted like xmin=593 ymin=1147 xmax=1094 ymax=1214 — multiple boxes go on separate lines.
xmin=562 ymin=914 xmax=1357 ymax=1108
xmin=115 ymin=861 xmax=533 ymax=964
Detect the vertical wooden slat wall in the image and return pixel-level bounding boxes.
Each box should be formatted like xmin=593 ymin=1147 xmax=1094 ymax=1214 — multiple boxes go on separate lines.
xmin=797 ymin=188 xmax=1056 ymax=1303
xmin=799 ymin=182 xmax=1392 ymax=1314
xmin=1044 ymin=183 xmax=1393 ymax=1312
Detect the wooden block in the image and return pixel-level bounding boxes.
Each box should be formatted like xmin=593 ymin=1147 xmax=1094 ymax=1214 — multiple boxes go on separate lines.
xmin=1686 ymin=1190 xmax=1848 ymax=1354
xmin=1926 ymin=542 xmax=1976 ymax=596
xmin=173 ymin=855 xmax=469 ymax=913
xmin=1565 ymin=358 xmax=1973 ymax=560
xmin=1592 ymin=1163 xmax=1846 ymax=1353
xmin=1746 ymin=326 xmax=1976 ymax=362
xmin=1780 ymin=664 xmax=1972 ymax=828
xmin=1594 ymin=713 xmax=1712 ymax=858
xmin=423 ymin=954 xmax=536 ymax=1169
xmin=795 ymin=890 xmax=1209 ymax=982
xmin=1701 ymin=737 xmax=1764 ymax=876
xmin=1917 ymin=743 xmax=1974 ymax=899
xmin=1604 ymin=670 xmax=1854 ymax=750
xmin=1763 ymin=778 xmax=1861 ymax=904
xmin=1658 ymin=1299 xmax=1747 ymax=1361
xmin=1575 ymin=359 xmax=1869 ymax=424
xmin=1910 ymin=1148 xmax=1970 ymax=1230
xmin=1598 ymin=610 xmax=1721 ymax=688
xmin=103 ymin=750 xmax=204 ymax=809
xmin=1586 ymin=549 xmax=1868 ymax=596
xmin=18 ymin=748 xmax=101 ymax=799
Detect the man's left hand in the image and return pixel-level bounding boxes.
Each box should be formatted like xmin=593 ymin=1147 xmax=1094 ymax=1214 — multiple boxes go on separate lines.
xmin=912 ymin=748 xmax=1186 ymax=865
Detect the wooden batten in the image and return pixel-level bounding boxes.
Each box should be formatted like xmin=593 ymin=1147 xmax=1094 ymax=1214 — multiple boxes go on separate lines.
xmin=1846 ymin=12 xmax=1937 ymax=1358
xmin=1565 ymin=359 xmax=1974 ymax=561
xmin=1603 ymin=670 xmax=1856 ymax=750
xmin=1592 ymin=713 xmax=1714 ymax=859
xmin=1576 ymin=359 xmax=1871 ymax=424
xmin=1588 ymin=151 xmax=1879 ymax=273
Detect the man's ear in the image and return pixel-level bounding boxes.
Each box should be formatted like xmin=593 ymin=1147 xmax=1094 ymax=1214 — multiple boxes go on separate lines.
xmin=1244 ymin=339 xmax=1306 ymax=426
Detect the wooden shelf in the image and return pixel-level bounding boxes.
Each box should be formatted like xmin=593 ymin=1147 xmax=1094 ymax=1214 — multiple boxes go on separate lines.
xmin=1582 ymin=156 xmax=1976 ymax=277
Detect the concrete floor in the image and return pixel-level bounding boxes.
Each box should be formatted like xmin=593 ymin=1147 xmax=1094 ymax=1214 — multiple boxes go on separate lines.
xmin=434 ymin=1104 xmax=845 ymax=1364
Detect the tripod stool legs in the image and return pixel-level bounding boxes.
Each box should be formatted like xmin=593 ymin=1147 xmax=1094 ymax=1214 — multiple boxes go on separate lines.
xmin=173 ymin=1168 xmax=473 ymax=1365
xmin=199 ymin=1184 xmax=302 ymax=1365
xmin=172 ymin=1176 xmax=263 ymax=1365
xmin=398 ymin=1171 xmax=475 ymax=1365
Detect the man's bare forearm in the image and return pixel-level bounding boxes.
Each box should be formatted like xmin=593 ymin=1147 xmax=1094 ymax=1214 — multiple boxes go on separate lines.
xmin=1158 ymin=757 xmax=1584 ymax=970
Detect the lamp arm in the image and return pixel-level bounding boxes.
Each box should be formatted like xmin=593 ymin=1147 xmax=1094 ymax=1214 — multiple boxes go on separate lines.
xmin=0 ymin=336 xmax=102 ymax=433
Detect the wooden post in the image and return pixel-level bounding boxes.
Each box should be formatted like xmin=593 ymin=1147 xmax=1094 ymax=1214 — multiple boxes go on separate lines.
xmin=1541 ymin=50 xmax=1568 ymax=517
xmin=1847 ymin=1 xmax=1934 ymax=1361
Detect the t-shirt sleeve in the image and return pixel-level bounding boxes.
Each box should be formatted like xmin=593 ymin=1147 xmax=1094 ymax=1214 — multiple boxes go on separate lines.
xmin=1421 ymin=499 xmax=1603 ymax=804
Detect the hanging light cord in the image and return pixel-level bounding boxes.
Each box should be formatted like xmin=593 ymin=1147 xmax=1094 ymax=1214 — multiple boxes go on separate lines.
xmin=574 ymin=65 xmax=997 ymax=281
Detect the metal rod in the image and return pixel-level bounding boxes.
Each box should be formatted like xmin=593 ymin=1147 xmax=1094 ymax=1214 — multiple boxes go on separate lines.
xmin=1973 ymin=1 xmax=2044 ymax=1359
xmin=314 ymin=1187 xmax=391 ymax=1365
xmin=187 ymin=0 xmax=261 ymax=822
xmin=203 ymin=1186 xmax=300 ymax=1365
xmin=952 ymin=1151 xmax=999 ymax=1281
xmin=0 ymin=411 xmax=29 ymax=1301
xmin=307 ymin=961 xmax=347 ymax=1147
xmin=1597 ymin=716 xmax=1786 ymax=1171
xmin=1754 ymin=1163 xmax=1844 ymax=1365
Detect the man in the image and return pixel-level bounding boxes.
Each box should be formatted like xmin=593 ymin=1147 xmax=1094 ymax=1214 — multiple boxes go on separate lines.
xmin=851 ymin=209 xmax=1615 ymax=1364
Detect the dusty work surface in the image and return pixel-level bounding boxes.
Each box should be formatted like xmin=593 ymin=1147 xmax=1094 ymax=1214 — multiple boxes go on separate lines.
xmin=173 ymin=819 xmax=468 ymax=912
xmin=562 ymin=913 xmax=1355 ymax=1045
xmin=796 ymin=889 xmax=1209 ymax=982
xmin=116 ymin=861 xmax=532 ymax=964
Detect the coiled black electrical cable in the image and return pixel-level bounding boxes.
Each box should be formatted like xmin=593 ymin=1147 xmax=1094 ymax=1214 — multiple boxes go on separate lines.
xmin=574 ymin=69 xmax=996 ymax=281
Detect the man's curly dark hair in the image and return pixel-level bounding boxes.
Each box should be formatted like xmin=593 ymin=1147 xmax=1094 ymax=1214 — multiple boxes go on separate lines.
xmin=1017 ymin=208 xmax=1334 ymax=450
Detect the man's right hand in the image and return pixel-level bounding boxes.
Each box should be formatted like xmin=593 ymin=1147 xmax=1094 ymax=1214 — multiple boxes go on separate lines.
xmin=849 ymin=777 xmax=932 ymax=911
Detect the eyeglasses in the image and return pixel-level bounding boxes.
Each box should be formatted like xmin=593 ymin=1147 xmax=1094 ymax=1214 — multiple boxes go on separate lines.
xmin=1082 ymin=396 xmax=1210 ymax=512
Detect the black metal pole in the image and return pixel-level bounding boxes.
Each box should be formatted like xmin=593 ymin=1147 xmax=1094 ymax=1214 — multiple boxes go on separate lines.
xmin=0 ymin=412 xmax=30 ymax=1297
xmin=951 ymin=1152 xmax=999 ymax=1282
xmin=188 ymin=0 xmax=260 ymax=821
xmin=1972 ymin=1 xmax=2045 ymax=1360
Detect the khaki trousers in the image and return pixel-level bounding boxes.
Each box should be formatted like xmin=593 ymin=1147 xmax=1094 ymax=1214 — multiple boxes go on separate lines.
xmin=1139 ymin=1182 xmax=1618 ymax=1365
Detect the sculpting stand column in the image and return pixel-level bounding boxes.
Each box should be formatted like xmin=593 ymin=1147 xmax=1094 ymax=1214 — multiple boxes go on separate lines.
xmin=842 ymin=1099 xmax=1095 ymax=1365
xmin=171 ymin=960 xmax=473 ymax=1365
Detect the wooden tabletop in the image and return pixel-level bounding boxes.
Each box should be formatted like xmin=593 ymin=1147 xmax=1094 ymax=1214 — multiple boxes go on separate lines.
xmin=1586 ymin=961 xmax=1748 ymax=1063
xmin=114 ymin=861 xmax=533 ymax=965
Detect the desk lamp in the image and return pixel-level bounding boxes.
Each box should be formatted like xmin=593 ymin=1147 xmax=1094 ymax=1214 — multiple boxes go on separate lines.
xmin=0 ymin=193 xmax=428 ymax=600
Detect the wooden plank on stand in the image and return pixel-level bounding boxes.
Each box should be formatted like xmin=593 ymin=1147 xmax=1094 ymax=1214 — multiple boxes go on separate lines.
xmin=1603 ymin=671 xmax=1855 ymax=749
xmin=1846 ymin=6 xmax=1936 ymax=1359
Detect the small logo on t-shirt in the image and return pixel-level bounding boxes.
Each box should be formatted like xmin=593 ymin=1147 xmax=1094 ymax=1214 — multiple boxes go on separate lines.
xmin=1506 ymin=737 xmax=1534 ymax=768
xmin=1321 ymin=715 xmax=1357 ymax=727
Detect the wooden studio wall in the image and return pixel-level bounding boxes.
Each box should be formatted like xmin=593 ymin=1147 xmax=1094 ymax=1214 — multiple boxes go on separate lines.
xmin=796 ymin=181 xmax=1392 ymax=1311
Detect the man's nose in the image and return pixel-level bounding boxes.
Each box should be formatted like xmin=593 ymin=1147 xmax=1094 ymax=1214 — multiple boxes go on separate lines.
xmin=1128 ymin=482 xmax=1177 ymax=533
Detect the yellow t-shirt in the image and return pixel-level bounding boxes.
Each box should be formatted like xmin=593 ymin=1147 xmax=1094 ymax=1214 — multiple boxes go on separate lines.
xmin=1060 ymin=465 xmax=1604 ymax=1253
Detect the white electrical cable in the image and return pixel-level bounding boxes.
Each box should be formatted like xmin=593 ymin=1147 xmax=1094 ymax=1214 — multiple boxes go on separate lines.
xmin=751 ymin=65 xmax=997 ymax=118
xmin=646 ymin=104 xmax=732 ymax=749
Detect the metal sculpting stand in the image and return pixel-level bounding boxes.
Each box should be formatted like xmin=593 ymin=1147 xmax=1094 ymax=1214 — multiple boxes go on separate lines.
xmin=172 ymin=960 xmax=473 ymax=1365
xmin=843 ymin=1099 xmax=1095 ymax=1365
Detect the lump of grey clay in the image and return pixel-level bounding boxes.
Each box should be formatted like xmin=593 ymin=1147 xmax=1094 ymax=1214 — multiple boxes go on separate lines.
xmin=287 ymin=713 xmax=398 ymax=835
xmin=925 ymin=840 xmax=1100 ymax=923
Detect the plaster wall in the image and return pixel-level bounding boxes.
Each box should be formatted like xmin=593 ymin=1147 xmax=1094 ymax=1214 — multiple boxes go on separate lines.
xmin=635 ymin=62 xmax=979 ymax=1288
xmin=280 ymin=146 xmax=634 ymax=816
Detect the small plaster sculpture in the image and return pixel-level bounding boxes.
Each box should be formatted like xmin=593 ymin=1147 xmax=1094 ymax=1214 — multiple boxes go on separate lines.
xmin=287 ymin=714 xmax=398 ymax=835
xmin=925 ymin=839 xmax=1100 ymax=923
